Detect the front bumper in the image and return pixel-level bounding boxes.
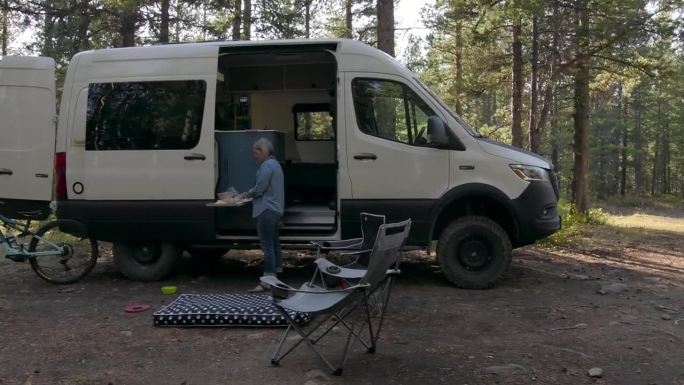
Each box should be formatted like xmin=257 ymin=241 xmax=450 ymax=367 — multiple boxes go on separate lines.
xmin=510 ymin=180 xmax=561 ymax=244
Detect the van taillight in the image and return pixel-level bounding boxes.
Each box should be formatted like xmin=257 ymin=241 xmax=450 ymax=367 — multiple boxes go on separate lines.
xmin=54 ymin=152 xmax=67 ymax=201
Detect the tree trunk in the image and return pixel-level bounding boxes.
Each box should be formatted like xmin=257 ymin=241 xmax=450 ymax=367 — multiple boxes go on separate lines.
xmin=232 ymin=0 xmax=241 ymax=41
xmin=1 ymin=0 xmax=8 ymax=56
xmin=119 ymin=6 xmax=137 ymax=47
xmin=345 ymin=0 xmax=353 ymax=38
xmin=619 ymin=86 xmax=628 ymax=195
xmin=305 ymin=0 xmax=311 ymax=38
xmin=529 ymin=16 xmax=540 ymax=153
xmin=633 ymin=85 xmax=644 ymax=196
xmin=651 ymin=136 xmax=659 ymax=196
xmin=550 ymin=91 xmax=560 ymax=174
xmin=660 ymin=86 xmax=670 ymax=195
xmin=160 ymin=0 xmax=170 ymax=43
xmin=511 ymin=17 xmax=524 ymax=148
xmin=663 ymin=112 xmax=670 ymax=194
xmin=595 ymin=97 xmax=607 ymax=200
xmin=572 ymin=0 xmax=590 ymax=213
xmin=77 ymin=0 xmax=90 ymax=51
xmin=536 ymin=2 xmax=560 ymax=154
xmin=175 ymin=1 xmax=182 ymax=41
xmin=242 ymin=0 xmax=251 ymax=40
xmin=377 ymin=0 xmax=394 ymax=57
xmin=42 ymin=0 xmax=55 ymax=56
xmin=454 ymin=21 xmax=463 ymax=115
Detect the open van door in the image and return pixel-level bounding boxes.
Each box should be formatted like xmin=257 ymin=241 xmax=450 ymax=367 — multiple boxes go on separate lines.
xmin=0 ymin=56 xmax=56 ymax=219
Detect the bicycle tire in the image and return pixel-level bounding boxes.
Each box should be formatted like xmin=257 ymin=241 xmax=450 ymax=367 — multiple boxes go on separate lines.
xmin=28 ymin=220 xmax=98 ymax=284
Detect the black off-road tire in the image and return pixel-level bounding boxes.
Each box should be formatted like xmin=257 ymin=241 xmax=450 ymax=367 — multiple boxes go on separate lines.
xmin=113 ymin=241 xmax=180 ymax=281
xmin=437 ymin=216 xmax=512 ymax=289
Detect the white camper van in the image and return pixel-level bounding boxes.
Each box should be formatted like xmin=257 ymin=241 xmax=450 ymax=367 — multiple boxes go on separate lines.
xmin=0 ymin=39 xmax=560 ymax=288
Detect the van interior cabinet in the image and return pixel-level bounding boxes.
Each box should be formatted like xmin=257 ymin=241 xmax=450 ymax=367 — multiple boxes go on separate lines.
xmin=214 ymin=130 xmax=285 ymax=233
xmin=215 ymin=130 xmax=285 ymax=194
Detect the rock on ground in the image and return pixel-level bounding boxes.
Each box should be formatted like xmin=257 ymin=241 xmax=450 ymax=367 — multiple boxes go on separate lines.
xmin=598 ymin=282 xmax=629 ymax=295
xmin=483 ymin=364 xmax=527 ymax=376
xmin=588 ymin=367 xmax=603 ymax=378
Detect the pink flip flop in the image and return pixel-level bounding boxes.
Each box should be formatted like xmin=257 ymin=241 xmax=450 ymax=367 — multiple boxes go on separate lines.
xmin=124 ymin=304 xmax=150 ymax=313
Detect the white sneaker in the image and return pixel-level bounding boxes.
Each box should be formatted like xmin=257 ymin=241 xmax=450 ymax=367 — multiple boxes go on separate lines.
xmin=248 ymin=283 xmax=267 ymax=293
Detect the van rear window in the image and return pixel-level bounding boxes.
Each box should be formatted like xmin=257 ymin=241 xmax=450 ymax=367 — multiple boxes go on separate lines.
xmin=86 ymin=80 xmax=206 ymax=151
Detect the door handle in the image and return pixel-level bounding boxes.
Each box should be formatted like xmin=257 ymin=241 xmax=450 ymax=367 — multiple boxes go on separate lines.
xmin=0 ymin=168 xmax=13 ymax=176
xmin=353 ymin=153 xmax=377 ymax=161
xmin=184 ymin=153 xmax=206 ymax=161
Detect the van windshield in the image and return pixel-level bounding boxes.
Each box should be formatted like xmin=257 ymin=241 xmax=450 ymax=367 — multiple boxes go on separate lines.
xmin=414 ymin=78 xmax=481 ymax=138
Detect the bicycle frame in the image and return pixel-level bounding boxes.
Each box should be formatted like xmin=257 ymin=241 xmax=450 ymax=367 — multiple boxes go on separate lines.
xmin=0 ymin=214 xmax=65 ymax=258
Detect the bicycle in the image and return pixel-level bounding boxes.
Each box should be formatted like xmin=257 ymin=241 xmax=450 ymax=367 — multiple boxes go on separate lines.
xmin=1 ymin=213 xmax=98 ymax=284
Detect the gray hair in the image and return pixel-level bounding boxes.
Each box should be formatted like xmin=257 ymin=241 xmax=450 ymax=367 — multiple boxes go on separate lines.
xmin=253 ymin=137 xmax=274 ymax=155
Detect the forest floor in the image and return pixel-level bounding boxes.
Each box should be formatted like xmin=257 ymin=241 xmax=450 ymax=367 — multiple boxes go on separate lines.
xmin=0 ymin=203 xmax=683 ymax=385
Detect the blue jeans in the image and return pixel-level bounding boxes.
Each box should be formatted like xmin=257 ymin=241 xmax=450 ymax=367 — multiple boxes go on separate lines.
xmin=256 ymin=209 xmax=282 ymax=276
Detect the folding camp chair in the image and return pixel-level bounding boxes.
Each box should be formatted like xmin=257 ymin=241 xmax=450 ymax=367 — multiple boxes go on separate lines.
xmin=310 ymin=212 xmax=385 ymax=267
xmin=310 ymin=212 xmax=386 ymax=297
xmin=261 ymin=219 xmax=411 ymax=375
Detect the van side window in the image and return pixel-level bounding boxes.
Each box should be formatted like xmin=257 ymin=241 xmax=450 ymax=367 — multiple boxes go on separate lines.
xmin=351 ymin=78 xmax=436 ymax=146
xmin=86 ymin=80 xmax=206 ymax=151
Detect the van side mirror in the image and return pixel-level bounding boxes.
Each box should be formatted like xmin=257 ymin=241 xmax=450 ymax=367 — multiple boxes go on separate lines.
xmin=427 ymin=116 xmax=449 ymax=146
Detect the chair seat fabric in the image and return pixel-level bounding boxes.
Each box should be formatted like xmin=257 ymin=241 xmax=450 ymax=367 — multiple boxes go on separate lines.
xmin=276 ymin=283 xmax=351 ymax=313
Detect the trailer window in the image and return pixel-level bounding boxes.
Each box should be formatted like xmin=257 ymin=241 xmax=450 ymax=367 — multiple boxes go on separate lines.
xmin=86 ymin=80 xmax=206 ymax=151
xmin=351 ymin=78 xmax=435 ymax=146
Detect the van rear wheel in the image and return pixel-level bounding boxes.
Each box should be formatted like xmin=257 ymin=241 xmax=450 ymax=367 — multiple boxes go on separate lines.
xmin=437 ymin=216 xmax=512 ymax=289
xmin=113 ymin=241 xmax=179 ymax=281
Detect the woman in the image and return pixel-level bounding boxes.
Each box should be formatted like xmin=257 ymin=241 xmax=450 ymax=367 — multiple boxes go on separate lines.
xmin=241 ymin=138 xmax=284 ymax=292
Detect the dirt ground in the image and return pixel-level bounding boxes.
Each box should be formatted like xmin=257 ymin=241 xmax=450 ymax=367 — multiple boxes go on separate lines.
xmin=1 ymin=210 xmax=683 ymax=385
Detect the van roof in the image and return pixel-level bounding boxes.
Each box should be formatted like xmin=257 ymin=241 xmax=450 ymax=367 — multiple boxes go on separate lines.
xmin=0 ymin=56 xmax=55 ymax=69
xmin=73 ymin=38 xmax=413 ymax=78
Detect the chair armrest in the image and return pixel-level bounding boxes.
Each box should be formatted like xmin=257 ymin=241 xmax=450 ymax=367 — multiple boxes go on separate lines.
xmin=314 ymin=257 xmax=366 ymax=280
xmin=339 ymin=249 xmax=373 ymax=257
xmin=260 ymin=275 xmax=369 ymax=295
xmin=310 ymin=238 xmax=363 ymax=251
xmin=260 ymin=275 xmax=296 ymax=291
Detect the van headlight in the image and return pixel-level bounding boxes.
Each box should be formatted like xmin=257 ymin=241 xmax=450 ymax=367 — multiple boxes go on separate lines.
xmin=510 ymin=164 xmax=550 ymax=182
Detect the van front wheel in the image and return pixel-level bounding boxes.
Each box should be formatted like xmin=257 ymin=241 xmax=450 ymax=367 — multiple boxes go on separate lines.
xmin=437 ymin=216 xmax=512 ymax=289
xmin=113 ymin=241 xmax=179 ymax=281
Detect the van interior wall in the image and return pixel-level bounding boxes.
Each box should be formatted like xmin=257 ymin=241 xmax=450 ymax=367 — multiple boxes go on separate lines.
xmin=250 ymin=91 xmax=334 ymax=164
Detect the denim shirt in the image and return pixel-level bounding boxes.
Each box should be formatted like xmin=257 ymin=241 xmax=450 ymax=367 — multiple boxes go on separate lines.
xmin=246 ymin=157 xmax=284 ymax=218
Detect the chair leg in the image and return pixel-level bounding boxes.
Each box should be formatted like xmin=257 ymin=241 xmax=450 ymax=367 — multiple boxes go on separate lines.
xmin=272 ymin=311 xmax=339 ymax=363
xmin=364 ymin=295 xmax=377 ymax=353
xmin=325 ymin=311 xmax=372 ymax=350
xmin=333 ymin=308 xmax=356 ymax=376
xmin=278 ymin=311 xmax=340 ymax=374
xmin=311 ymin=304 xmax=372 ymax=350
xmin=271 ymin=324 xmax=292 ymax=365
xmin=270 ymin=302 xmax=374 ymax=376
xmin=370 ymin=278 xmax=395 ymax=347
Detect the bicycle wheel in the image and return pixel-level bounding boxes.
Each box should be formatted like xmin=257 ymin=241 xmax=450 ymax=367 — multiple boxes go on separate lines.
xmin=28 ymin=220 xmax=98 ymax=284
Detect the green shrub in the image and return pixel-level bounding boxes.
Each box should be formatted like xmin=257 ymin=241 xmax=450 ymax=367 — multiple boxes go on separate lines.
xmin=540 ymin=200 xmax=606 ymax=247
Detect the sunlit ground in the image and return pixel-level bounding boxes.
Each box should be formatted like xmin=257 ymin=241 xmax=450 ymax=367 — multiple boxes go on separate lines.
xmin=605 ymin=212 xmax=684 ymax=233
